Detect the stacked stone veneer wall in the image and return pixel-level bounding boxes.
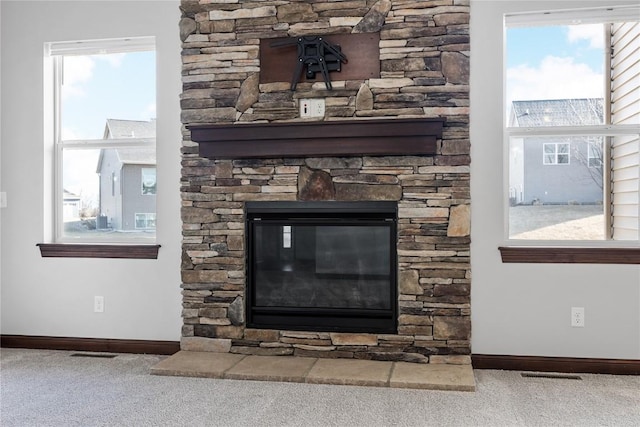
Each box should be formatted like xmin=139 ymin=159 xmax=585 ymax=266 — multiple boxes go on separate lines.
xmin=179 ymin=0 xmax=471 ymax=364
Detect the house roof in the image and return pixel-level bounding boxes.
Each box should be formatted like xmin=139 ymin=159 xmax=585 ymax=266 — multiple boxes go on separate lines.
xmin=509 ymin=98 xmax=604 ymax=127
xmin=96 ymin=119 xmax=156 ymax=172
xmin=63 ymin=189 xmax=81 ymax=201
xmin=103 ymin=118 xmax=156 ymax=139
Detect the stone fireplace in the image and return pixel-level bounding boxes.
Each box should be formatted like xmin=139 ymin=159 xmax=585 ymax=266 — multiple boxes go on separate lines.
xmin=179 ymin=0 xmax=471 ymax=365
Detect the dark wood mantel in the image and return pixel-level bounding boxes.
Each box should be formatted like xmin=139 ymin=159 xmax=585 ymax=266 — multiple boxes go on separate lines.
xmin=188 ymin=118 xmax=445 ymax=159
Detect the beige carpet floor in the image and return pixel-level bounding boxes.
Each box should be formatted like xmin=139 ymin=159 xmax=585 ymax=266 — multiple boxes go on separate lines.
xmin=1 ymin=348 xmax=639 ymax=426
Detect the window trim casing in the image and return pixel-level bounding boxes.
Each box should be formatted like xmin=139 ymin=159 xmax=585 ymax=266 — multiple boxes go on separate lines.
xmin=502 ymin=8 xmax=640 ymax=263
xmin=41 ymin=36 xmax=158 ymax=258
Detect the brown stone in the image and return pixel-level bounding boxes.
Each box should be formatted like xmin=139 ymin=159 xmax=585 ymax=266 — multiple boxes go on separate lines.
xmin=244 ymin=329 xmax=280 ymax=342
xmin=235 ymin=73 xmax=259 ymax=112
xmin=335 ymin=184 xmax=402 ymax=201
xmin=298 ymin=166 xmax=336 ymax=201
xmin=433 ymin=316 xmax=470 ymax=340
xmin=181 ymin=270 xmax=227 ymax=284
xmin=355 ymin=84 xmax=374 ymax=111
xmin=353 ymin=0 xmax=391 ymax=33
xmin=447 ymin=204 xmax=470 ymax=237
xmin=181 ymin=337 xmax=231 ymax=353
xmin=230 ymin=346 xmax=294 ymax=356
xmin=433 ymin=283 xmax=470 ymax=297
xmin=277 ymin=3 xmax=318 ymax=22
xmin=198 ymin=307 xmax=227 ymax=318
xmin=399 ymin=314 xmax=433 ymax=326
xmin=214 ymin=326 xmax=244 ymax=339
xmin=306 ymin=157 xmax=362 ymax=169
xmin=330 ymin=333 xmax=378 ymax=346
xmin=399 ymin=270 xmax=423 ymax=295
xmin=441 ymin=51 xmax=469 ymax=85
xmin=181 ymin=207 xmax=219 ymax=224
xmin=433 ymin=13 xmax=469 ymax=27
xmin=442 ymin=139 xmax=470 ymax=155
xmin=179 ymin=17 xmax=197 ymax=42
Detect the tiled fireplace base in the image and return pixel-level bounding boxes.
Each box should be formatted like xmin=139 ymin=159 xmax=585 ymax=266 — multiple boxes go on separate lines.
xmin=151 ymin=351 xmax=476 ymax=391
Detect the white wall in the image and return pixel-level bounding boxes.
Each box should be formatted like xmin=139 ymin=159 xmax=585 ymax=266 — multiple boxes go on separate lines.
xmin=470 ymin=1 xmax=640 ymax=359
xmin=2 ymin=0 xmax=638 ymax=358
xmin=0 ymin=1 xmax=182 ymax=341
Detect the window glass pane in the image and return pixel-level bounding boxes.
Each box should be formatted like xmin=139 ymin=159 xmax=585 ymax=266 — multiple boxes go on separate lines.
xmin=509 ymin=136 xmax=605 ymax=240
xmin=61 ymin=51 xmax=156 ymax=140
xmin=141 ymin=167 xmax=156 ymax=195
xmin=61 ymin=148 xmax=100 ymax=237
xmin=61 ymin=147 xmax=156 ymax=242
xmin=507 ymin=24 xmax=605 ymax=126
xmin=56 ymin=43 xmax=156 ymax=243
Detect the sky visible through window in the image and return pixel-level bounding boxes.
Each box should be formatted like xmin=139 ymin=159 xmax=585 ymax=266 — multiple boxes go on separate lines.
xmin=62 ymin=51 xmax=156 ymax=140
xmin=61 ymin=51 xmax=155 ymax=207
xmin=506 ymin=23 xmax=604 ymax=119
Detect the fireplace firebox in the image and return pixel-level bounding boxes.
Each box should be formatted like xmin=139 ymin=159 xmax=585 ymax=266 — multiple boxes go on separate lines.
xmin=246 ymin=201 xmax=398 ymax=334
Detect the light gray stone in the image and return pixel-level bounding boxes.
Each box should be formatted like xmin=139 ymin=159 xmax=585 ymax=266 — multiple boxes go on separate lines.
xmin=353 ymin=0 xmax=391 ymax=33
xmin=228 ymin=296 xmax=244 ymax=326
xmin=399 ymin=270 xmax=423 ymax=295
xmin=441 ymin=51 xmax=469 ymax=85
xmin=447 ymin=204 xmax=470 ymax=237
xmin=179 ymin=18 xmax=197 ymax=42
xmin=355 ymin=84 xmax=374 ymax=111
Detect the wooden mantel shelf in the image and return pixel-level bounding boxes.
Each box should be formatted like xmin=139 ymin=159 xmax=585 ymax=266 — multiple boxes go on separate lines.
xmin=188 ymin=118 xmax=445 ymax=159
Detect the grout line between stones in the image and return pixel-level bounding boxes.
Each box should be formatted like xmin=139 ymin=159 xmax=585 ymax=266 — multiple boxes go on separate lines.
xmin=221 ymin=354 xmax=247 ymax=379
xmin=301 ymin=357 xmax=319 ymax=383
xmin=387 ymin=361 xmax=397 ymax=387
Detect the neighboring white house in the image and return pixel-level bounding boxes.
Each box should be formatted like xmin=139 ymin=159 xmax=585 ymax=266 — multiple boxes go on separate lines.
xmin=62 ymin=189 xmax=81 ymax=221
xmin=96 ymin=119 xmax=156 ymax=231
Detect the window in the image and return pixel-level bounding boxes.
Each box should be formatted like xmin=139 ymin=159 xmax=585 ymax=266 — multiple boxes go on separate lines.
xmin=47 ymin=37 xmax=156 ymax=243
xmin=135 ymin=213 xmax=157 ymax=230
xmin=141 ymin=168 xmax=157 ymax=195
xmin=543 ymin=143 xmax=570 ymax=165
xmin=505 ymin=7 xmax=640 ymax=243
xmin=588 ymin=141 xmax=604 ymax=168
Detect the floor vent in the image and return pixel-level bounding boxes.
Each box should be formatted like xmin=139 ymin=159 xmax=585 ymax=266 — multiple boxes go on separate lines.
xmin=521 ymin=372 xmax=582 ymax=380
xmin=70 ymin=353 xmax=117 ymax=359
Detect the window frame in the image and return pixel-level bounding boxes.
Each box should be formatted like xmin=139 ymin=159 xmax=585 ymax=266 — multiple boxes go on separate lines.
xmin=39 ymin=36 xmax=160 ymax=258
xmin=502 ymin=7 xmax=640 ymax=257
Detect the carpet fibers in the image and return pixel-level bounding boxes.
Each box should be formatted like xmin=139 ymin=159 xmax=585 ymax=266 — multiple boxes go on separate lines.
xmin=1 ymin=348 xmax=638 ymax=426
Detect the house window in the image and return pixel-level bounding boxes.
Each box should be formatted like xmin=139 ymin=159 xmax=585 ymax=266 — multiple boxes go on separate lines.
xmin=505 ymin=7 xmax=639 ymax=242
xmin=588 ymin=141 xmax=603 ymax=168
xmin=543 ymin=143 xmax=570 ymax=165
xmin=141 ymin=168 xmax=156 ymax=195
xmin=135 ymin=213 xmax=157 ymax=230
xmin=47 ymin=37 xmax=156 ymax=243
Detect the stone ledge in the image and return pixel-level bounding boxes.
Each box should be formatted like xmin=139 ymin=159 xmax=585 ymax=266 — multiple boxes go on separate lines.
xmin=151 ymin=351 xmax=476 ymax=391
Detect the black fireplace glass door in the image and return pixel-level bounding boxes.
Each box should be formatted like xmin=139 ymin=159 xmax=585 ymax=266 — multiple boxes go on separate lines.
xmin=252 ymin=223 xmax=392 ymax=310
xmin=246 ymin=201 xmax=397 ymax=334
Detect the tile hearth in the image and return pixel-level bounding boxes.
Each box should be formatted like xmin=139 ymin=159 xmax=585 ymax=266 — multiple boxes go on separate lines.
xmin=151 ymin=351 xmax=476 ymax=392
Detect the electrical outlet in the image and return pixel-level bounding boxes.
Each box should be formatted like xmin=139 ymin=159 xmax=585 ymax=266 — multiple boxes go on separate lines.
xmin=94 ymin=296 xmax=104 ymax=313
xmin=571 ymin=307 xmax=584 ymax=327
xmin=300 ymin=98 xmax=325 ymax=118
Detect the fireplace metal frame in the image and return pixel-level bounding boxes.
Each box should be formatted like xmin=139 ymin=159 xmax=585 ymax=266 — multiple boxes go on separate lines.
xmin=245 ymin=201 xmax=398 ymax=334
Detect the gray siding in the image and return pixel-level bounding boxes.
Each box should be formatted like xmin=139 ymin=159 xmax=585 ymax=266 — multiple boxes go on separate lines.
xmin=523 ymin=138 xmax=603 ymax=204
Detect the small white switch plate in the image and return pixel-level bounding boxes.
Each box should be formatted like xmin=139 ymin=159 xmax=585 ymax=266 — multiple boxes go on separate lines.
xmin=0 ymin=192 xmax=6 ymax=208
xmin=300 ymin=98 xmax=325 ymax=118
xmin=571 ymin=307 xmax=584 ymax=327
xmin=94 ymin=296 xmax=104 ymax=313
